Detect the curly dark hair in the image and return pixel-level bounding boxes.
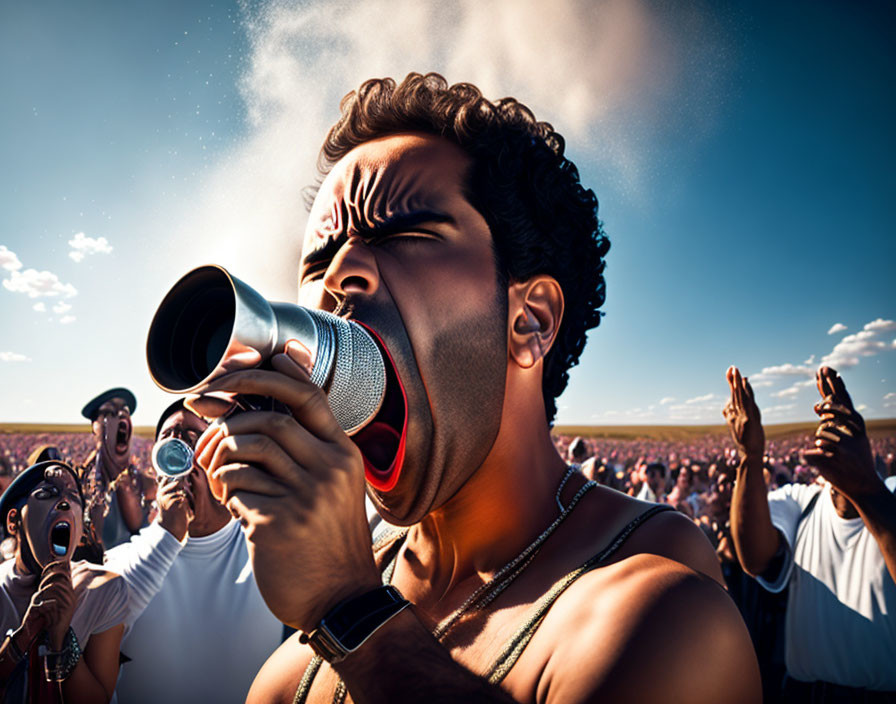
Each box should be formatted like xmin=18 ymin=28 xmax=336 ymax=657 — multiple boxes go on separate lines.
xmin=314 ymin=72 xmax=610 ymax=423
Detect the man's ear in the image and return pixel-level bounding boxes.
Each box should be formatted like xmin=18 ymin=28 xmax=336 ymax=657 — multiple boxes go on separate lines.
xmin=508 ymin=275 xmax=564 ymax=369
xmin=6 ymin=508 xmax=18 ymax=538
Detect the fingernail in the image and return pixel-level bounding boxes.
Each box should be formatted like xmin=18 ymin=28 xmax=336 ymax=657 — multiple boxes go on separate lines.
xmin=286 ymin=339 xmax=313 ymax=370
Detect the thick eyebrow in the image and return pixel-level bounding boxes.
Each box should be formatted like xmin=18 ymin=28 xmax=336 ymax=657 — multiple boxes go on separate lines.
xmin=303 ymin=210 xmax=452 ymax=271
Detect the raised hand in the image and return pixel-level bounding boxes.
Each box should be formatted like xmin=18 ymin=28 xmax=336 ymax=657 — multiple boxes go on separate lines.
xmin=802 ymin=366 xmax=880 ymax=501
xmin=156 ymin=475 xmax=195 ymax=542
xmin=722 ymin=366 xmax=765 ymax=460
xmin=192 ymin=340 xmax=381 ymax=631
xmin=21 ymin=561 xmax=76 ymax=649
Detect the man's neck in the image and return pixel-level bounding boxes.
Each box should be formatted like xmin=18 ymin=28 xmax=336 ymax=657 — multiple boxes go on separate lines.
xmin=406 ymin=409 xmax=568 ymax=605
xmin=95 ymin=446 xmax=126 ymax=481
xmin=187 ymin=505 xmax=233 ymax=538
xmin=831 ymin=487 xmax=860 ymax=520
xmin=13 ymin=550 xmax=39 ymax=581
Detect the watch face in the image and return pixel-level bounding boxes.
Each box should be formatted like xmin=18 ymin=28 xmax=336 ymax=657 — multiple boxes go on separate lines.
xmin=313 ymin=587 xmax=408 ymax=660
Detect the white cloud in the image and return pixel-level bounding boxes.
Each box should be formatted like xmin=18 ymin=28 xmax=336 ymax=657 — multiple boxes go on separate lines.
xmin=68 ymin=232 xmax=113 ymax=263
xmin=821 ymin=329 xmax=889 ymax=369
xmin=827 ymin=323 xmax=847 ymax=335
xmin=58 ymin=315 xmax=76 ymax=325
xmin=750 ymin=380 xmax=773 ymax=388
xmin=659 ymin=396 xmax=675 ymax=405
xmin=0 ymin=351 xmax=30 ymax=363
xmin=804 ymin=355 xmax=815 ymax=365
xmin=856 ymin=404 xmax=868 ymax=412
xmin=0 ymin=246 xmax=22 ymax=272
xmin=751 ymin=363 xmax=815 ymax=382
xmin=863 ymin=318 xmax=896 ymax=333
xmin=32 ymin=302 xmax=46 ymax=312
xmin=52 ymin=301 xmax=72 ymax=315
xmin=2 ymin=269 xmax=77 ymax=299
xmin=772 ymin=379 xmax=815 ymax=398
xmin=885 ymin=392 xmax=896 ymax=401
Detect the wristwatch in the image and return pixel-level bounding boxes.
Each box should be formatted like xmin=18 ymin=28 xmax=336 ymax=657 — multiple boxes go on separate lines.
xmin=299 ymin=585 xmax=410 ymax=663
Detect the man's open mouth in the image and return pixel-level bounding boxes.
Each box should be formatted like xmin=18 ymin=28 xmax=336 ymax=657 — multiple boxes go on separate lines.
xmin=50 ymin=520 xmax=71 ymax=557
xmin=115 ymin=420 xmax=130 ymax=453
xmin=352 ymin=326 xmax=407 ymax=493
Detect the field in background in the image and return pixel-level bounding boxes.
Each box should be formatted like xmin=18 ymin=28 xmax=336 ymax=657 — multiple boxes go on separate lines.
xmin=0 ymin=424 xmax=157 ymax=439
xmin=553 ymin=419 xmax=896 ymax=441
xmin=2 ymin=419 xmax=894 ymax=442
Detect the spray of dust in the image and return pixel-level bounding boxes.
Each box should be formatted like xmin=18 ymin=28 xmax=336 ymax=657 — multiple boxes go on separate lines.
xmin=170 ymin=0 xmax=728 ymax=300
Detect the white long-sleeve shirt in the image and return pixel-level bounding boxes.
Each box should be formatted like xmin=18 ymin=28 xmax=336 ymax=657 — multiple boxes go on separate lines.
xmin=105 ymin=519 xmax=283 ymax=703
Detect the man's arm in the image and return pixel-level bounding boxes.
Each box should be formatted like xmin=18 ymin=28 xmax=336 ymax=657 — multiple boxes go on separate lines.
xmin=103 ymin=479 xmax=191 ymax=620
xmin=723 ymin=366 xmax=782 ymax=576
xmin=250 ymin=609 xmax=517 ymax=704
xmin=803 ymin=366 xmax=896 ymax=584
xmin=61 ymin=624 xmax=125 ymax=704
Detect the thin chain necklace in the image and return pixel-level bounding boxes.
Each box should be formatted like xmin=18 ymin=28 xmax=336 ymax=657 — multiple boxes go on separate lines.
xmin=419 ymin=465 xmax=596 ymax=641
xmin=329 ymin=465 xmax=596 ymax=704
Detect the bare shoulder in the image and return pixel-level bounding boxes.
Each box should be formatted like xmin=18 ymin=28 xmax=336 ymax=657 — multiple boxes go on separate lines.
xmin=71 ymin=560 xmax=123 ymax=590
xmin=514 ymin=554 xmax=760 ymax=704
xmin=248 ymin=632 xmax=317 ymax=704
xmin=585 ymin=488 xmax=724 ymax=585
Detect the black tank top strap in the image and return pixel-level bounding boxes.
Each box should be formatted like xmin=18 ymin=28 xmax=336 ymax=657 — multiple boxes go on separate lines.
xmin=485 ymin=503 xmax=676 ymax=685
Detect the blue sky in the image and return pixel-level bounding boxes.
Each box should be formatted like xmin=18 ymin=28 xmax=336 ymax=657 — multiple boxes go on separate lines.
xmin=1 ymin=0 xmax=894 ymax=427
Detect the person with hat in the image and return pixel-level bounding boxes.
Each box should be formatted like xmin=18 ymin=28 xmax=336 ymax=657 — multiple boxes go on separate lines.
xmin=78 ymin=388 xmax=149 ymax=555
xmin=0 ymin=461 xmax=129 ymax=703
xmin=104 ymin=400 xmax=283 ymax=704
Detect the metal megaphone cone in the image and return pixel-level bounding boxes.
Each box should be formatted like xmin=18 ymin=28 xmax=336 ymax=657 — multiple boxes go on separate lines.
xmin=146 ymin=265 xmax=386 ymax=435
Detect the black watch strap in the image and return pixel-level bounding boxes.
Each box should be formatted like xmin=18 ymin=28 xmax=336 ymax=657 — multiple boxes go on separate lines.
xmin=300 ymin=585 xmax=410 ymax=663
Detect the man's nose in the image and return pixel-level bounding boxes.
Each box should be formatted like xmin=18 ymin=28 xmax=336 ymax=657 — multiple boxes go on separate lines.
xmin=322 ymin=238 xmax=380 ymax=304
xmin=57 ymin=499 xmax=70 ymax=512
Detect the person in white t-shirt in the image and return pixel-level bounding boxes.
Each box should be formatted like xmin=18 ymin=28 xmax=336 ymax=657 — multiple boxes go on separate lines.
xmin=635 ymin=462 xmax=667 ymax=503
xmin=105 ymin=401 xmax=283 ymax=704
xmin=724 ymin=365 xmax=896 ymax=702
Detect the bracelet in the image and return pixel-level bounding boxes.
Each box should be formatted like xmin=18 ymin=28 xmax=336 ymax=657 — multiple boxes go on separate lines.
xmin=38 ymin=628 xmax=82 ymax=682
xmin=3 ymin=629 xmax=26 ymax=662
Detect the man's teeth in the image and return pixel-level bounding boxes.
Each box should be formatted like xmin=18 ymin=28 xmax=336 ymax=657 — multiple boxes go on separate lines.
xmin=50 ymin=521 xmax=70 ymax=555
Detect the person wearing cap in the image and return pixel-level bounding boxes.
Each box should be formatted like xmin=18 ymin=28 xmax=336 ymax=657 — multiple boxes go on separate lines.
xmin=79 ymin=388 xmax=149 ymax=554
xmin=104 ymin=400 xmax=282 ymax=704
xmin=0 ymin=461 xmax=129 ymax=703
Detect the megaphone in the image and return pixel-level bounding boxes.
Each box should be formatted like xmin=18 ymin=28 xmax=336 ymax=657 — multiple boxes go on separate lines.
xmin=146 ymin=265 xmax=386 ymax=435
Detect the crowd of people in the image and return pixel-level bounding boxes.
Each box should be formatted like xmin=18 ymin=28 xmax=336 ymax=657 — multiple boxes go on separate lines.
xmin=1 ymin=73 xmax=893 ymax=703
xmin=553 ymin=429 xmax=896 ymax=556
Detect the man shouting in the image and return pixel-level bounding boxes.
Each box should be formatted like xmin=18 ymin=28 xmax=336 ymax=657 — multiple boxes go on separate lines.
xmin=192 ymin=73 xmax=759 ymax=703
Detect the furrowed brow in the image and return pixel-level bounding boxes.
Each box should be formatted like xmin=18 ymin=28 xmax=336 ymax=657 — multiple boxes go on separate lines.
xmin=359 ymin=210 xmax=453 ymax=239
xmin=303 ymin=210 xmax=451 ymax=269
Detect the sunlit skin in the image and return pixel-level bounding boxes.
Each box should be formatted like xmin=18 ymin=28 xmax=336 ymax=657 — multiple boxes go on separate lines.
xmin=193 ymin=134 xmax=760 ymax=703
xmin=0 ymin=466 xmax=125 ymax=703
